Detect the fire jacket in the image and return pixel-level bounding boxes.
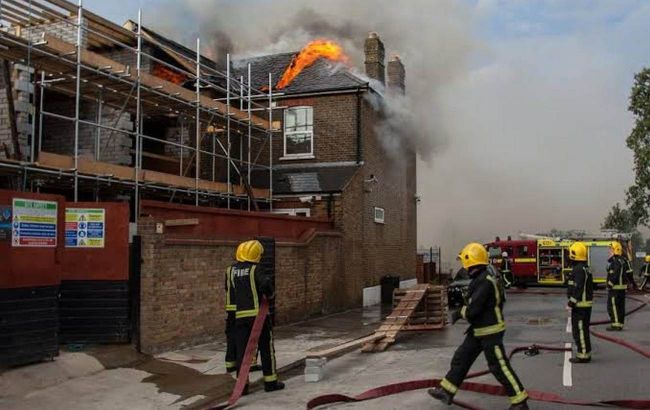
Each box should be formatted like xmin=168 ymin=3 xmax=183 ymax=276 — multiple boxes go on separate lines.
xmin=567 ymin=262 xmax=593 ymax=308
xmin=607 ymin=256 xmax=631 ymax=290
xmin=500 ymin=258 xmax=511 ymax=274
xmin=225 ymin=266 xmax=236 ymax=312
xmin=459 ymin=267 xmax=505 ymax=337
xmin=230 ymin=261 xmax=274 ymax=319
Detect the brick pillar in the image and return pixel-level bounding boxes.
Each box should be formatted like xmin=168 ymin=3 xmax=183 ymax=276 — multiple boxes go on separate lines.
xmin=364 ymin=32 xmax=385 ymax=85
xmin=387 ymin=55 xmax=406 ymax=95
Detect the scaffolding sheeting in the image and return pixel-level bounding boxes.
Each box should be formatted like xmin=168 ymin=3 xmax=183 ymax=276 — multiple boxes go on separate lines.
xmin=0 ymin=0 xmax=279 ymax=215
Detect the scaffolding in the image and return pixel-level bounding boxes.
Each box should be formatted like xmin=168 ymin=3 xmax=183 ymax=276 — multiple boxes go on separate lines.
xmin=0 ymin=0 xmax=280 ymax=220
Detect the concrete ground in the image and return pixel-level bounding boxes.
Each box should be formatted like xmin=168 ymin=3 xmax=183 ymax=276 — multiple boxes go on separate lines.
xmin=1 ymin=291 xmax=648 ymax=410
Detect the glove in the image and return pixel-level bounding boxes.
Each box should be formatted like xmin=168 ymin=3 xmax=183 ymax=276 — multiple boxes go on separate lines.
xmin=567 ymin=301 xmax=576 ymax=309
xmin=451 ymin=309 xmax=462 ymax=324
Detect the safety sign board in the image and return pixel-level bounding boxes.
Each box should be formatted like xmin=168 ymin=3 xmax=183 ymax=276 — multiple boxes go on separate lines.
xmin=0 ymin=205 xmax=11 ymax=241
xmin=12 ymin=198 xmax=58 ymax=247
xmin=65 ymin=208 xmax=105 ymax=248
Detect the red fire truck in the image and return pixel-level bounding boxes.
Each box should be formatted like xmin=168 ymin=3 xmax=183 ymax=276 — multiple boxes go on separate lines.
xmin=485 ymin=234 xmax=631 ymax=286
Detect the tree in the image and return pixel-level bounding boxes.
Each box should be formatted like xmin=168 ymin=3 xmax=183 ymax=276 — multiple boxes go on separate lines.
xmin=625 ymin=67 xmax=650 ymax=227
xmin=602 ymin=203 xmax=643 ymax=251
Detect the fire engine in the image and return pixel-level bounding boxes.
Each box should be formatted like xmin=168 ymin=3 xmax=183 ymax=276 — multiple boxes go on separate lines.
xmin=484 ymin=232 xmax=632 ymax=286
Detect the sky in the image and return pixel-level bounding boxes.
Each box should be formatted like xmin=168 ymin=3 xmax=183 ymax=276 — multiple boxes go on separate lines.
xmin=84 ymin=0 xmax=650 ymax=267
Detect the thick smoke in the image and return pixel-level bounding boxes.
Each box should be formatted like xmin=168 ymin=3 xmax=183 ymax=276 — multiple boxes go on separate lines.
xmin=146 ymin=0 xmax=644 ymax=267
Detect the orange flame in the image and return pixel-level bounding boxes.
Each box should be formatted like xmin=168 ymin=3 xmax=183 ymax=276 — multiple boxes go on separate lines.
xmin=152 ymin=63 xmax=188 ymax=85
xmin=276 ymin=39 xmax=350 ymax=89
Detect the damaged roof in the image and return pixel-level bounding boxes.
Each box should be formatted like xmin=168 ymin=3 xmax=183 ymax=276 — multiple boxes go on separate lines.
xmin=234 ymin=52 xmax=369 ymax=95
xmin=271 ymin=164 xmax=360 ymax=195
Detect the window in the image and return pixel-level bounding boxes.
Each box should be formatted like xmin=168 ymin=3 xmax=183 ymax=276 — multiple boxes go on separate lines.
xmin=517 ymin=245 xmax=529 ymax=257
xmin=374 ymin=207 xmax=385 ymax=224
xmin=283 ymin=106 xmax=314 ymax=158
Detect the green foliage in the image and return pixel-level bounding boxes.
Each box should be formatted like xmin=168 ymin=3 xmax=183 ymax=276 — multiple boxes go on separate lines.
xmin=625 ymin=67 xmax=650 ymax=226
xmin=602 ymin=203 xmax=644 ymax=251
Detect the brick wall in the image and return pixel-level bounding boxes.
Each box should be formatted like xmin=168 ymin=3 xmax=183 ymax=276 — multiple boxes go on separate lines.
xmin=272 ymin=94 xmax=359 ymax=165
xmin=138 ymin=216 xmax=343 ymax=354
xmin=0 ymin=64 xmax=33 ymax=160
xmin=40 ymin=92 xmax=133 ymax=165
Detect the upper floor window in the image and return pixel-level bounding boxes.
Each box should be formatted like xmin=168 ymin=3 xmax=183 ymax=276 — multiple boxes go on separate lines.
xmin=283 ymin=106 xmax=314 ymax=159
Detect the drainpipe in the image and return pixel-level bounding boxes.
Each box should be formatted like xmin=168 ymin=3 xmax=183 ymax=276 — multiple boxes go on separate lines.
xmin=356 ymin=88 xmax=363 ymax=164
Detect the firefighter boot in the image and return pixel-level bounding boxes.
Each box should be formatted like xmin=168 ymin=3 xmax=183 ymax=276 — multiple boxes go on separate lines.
xmin=569 ymin=357 xmax=591 ymax=364
xmin=427 ymin=387 xmax=454 ymax=405
xmin=264 ymin=380 xmax=285 ymax=392
xmin=508 ymin=400 xmax=530 ymax=410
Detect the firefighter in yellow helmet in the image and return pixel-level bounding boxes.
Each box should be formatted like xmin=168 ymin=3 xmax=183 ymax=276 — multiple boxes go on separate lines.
xmin=428 ymin=243 xmax=528 ymax=410
xmin=566 ymin=242 xmax=593 ymax=363
xmin=640 ymin=255 xmax=650 ymax=291
xmin=606 ymin=241 xmax=631 ymax=331
xmin=231 ymin=240 xmax=284 ymax=393
xmin=225 ymin=243 xmax=261 ymax=373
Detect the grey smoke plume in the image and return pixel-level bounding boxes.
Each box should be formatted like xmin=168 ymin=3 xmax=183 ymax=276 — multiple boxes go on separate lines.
xmin=144 ymin=0 xmax=644 ymax=266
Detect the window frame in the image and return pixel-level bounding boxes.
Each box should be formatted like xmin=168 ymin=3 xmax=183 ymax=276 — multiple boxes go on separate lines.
xmin=374 ymin=207 xmax=385 ymax=224
xmin=282 ymin=106 xmax=314 ymax=159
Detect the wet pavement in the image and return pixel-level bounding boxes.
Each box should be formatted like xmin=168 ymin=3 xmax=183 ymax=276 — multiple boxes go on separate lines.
xmin=1 ymin=291 xmax=648 ymax=410
xmin=234 ymin=290 xmax=650 ymax=410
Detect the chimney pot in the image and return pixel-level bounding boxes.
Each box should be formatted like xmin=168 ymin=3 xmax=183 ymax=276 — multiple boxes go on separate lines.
xmin=364 ymin=32 xmax=385 ymax=85
xmin=387 ymin=54 xmax=405 ymax=95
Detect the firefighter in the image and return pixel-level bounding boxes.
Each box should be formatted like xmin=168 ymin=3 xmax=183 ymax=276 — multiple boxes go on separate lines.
xmin=500 ymin=251 xmax=513 ymax=288
xmin=428 ymin=242 xmax=528 ymax=410
xmin=566 ymin=242 xmax=593 ymax=363
xmin=606 ymin=241 xmax=630 ymax=331
xmin=231 ymin=240 xmax=284 ymax=392
xmin=225 ymin=243 xmax=261 ymax=373
xmin=640 ymin=255 xmax=650 ymax=291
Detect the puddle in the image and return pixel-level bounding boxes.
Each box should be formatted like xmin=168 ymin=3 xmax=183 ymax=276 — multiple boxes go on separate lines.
xmin=85 ymin=345 xmax=234 ymax=408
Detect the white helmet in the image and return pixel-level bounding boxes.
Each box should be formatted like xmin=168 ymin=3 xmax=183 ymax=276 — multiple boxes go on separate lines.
xmin=502 ymin=252 xmax=508 ymax=258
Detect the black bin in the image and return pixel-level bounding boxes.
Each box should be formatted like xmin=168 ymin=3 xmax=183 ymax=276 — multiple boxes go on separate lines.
xmin=380 ymin=275 xmax=400 ymax=305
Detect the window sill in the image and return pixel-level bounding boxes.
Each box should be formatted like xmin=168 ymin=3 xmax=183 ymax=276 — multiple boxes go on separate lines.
xmin=279 ymin=155 xmax=315 ymax=161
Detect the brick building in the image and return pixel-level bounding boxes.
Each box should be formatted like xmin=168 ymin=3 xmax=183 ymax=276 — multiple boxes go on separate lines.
xmin=0 ymin=0 xmax=417 ymax=354
xmin=245 ymin=32 xmax=418 ymax=305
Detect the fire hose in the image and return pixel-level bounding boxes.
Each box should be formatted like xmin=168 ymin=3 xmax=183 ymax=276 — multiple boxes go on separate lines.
xmin=307 ymin=291 xmax=650 ymax=410
xmin=207 ymin=297 xmax=270 ymax=410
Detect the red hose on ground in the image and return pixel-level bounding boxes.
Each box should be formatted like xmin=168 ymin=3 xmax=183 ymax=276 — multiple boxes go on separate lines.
xmin=306 ymin=291 xmax=650 ymax=410
xmin=208 ymin=298 xmax=270 ymax=410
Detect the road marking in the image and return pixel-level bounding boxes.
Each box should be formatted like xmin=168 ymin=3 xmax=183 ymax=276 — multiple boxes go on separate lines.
xmin=566 ymin=316 xmax=572 ymax=333
xmin=563 ymin=342 xmax=572 ymax=387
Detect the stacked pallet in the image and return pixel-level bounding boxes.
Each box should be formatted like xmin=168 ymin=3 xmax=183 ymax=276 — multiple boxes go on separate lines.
xmin=393 ymin=284 xmax=448 ymax=331
xmin=362 ymin=284 xmax=447 ymax=352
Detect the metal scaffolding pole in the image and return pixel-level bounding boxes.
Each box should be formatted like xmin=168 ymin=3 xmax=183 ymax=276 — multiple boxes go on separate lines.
xmin=226 ymin=53 xmax=231 ymax=209
xmin=268 ymin=73 xmax=273 ymax=210
xmin=37 ymin=71 xmax=44 ymax=159
xmin=247 ymin=63 xmax=251 ymax=211
xmin=73 ymin=0 xmax=83 ymax=201
xmin=179 ymin=117 xmax=184 ymax=175
xmin=239 ymin=75 xmax=244 ymax=189
xmin=94 ymin=89 xmax=102 ymax=160
xmin=195 ymin=37 xmax=200 ymax=206
xmin=134 ymin=8 xmax=142 ymax=223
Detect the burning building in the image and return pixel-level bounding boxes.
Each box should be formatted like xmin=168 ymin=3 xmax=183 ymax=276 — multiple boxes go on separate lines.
xmin=241 ymin=32 xmax=417 ymax=305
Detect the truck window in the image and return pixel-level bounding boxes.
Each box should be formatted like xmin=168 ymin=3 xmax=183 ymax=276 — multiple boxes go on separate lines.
xmin=517 ymin=245 xmax=529 ymax=257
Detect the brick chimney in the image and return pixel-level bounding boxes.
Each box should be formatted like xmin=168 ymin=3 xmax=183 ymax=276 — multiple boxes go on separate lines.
xmin=364 ymin=32 xmax=385 ymax=85
xmin=387 ymin=55 xmax=405 ymax=95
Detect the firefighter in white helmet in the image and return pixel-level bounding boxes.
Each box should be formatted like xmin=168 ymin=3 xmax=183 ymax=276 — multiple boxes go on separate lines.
xmin=428 ymin=242 xmax=528 ymax=410
xmin=500 ymin=251 xmax=513 ymax=288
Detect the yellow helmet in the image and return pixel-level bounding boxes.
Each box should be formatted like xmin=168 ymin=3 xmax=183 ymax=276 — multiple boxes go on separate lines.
xmin=236 ymin=240 xmax=264 ymax=263
xmin=610 ymin=241 xmax=623 ymax=256
xmin=645 ymin=255 xmax=650 ymax=263
xmin=458 ymin=242 xmax=488 ymax=270
xmin=569 ymin=242 xmax=587 ymax=262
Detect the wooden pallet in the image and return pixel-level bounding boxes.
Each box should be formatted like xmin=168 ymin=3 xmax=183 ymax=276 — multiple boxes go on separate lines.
xmin=362 ymin=284 xmax=447 ymax=353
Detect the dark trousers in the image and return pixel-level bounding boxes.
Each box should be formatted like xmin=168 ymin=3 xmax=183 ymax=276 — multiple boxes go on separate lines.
xmin=235 ymin=316 xmax=278 ymax=383
xmin=442 ymin=332 xmax=527 ymax=405
xmin=225 ymin=311 xmax=237 ymax=369
xmin=607 ymin=290 xmax=625 ymax=328
xmin=571 ymin=307 xmax=592 ymax=359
